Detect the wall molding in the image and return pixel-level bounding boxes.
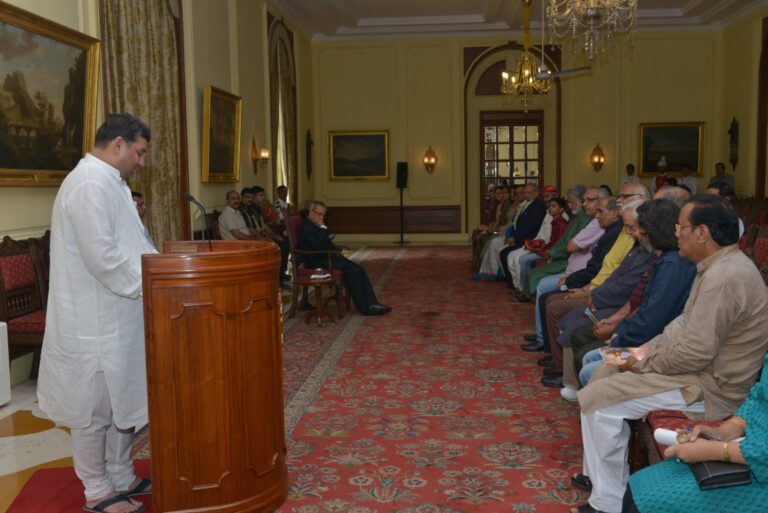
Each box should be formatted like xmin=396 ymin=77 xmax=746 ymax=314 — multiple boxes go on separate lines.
xmin=326 ymin=205 xmax=461 ymax=234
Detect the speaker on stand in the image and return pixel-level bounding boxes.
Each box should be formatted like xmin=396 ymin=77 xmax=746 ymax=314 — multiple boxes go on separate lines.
xmin=396 ymin=162 xmax=408 ymax=245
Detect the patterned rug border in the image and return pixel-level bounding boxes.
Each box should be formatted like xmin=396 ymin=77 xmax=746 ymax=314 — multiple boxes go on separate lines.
xmin=283 ymin=247 xmax=405 ymax=437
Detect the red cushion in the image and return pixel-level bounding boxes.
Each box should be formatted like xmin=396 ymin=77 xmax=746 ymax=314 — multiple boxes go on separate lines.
xmin=8 ymin=309 xmax=46 ymax=332
xmin=0 ymin=253 xmax=36 ymax=291
xmin=753 ymin=237 xmax=768 ymax=267
xmin=646 ymin=410 xmax=721 ymax=456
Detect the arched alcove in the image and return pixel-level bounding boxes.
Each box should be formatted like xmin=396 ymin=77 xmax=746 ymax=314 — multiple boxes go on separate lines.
xmin=463 ymin=43 xmax=562 ymax=229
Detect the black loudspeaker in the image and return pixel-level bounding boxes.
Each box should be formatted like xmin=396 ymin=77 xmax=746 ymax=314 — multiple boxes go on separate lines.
xmin=396 ymin=161 xmax=408 ymax=189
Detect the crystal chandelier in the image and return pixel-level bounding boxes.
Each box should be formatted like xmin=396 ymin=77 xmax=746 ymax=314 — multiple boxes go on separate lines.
xmin=501 ymin=0 xmax=550 ymax=110
xmin=547 ymin=0 xmax=637 ymax=60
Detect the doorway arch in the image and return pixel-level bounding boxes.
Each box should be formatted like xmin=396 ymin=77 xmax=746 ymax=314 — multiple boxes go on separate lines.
xmin=463 ymin=43 xmax=562 ymax=230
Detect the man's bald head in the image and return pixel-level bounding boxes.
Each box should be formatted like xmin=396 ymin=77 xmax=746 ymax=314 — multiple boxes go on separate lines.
xmin=654 ymin=185 xmax=691 ymax=208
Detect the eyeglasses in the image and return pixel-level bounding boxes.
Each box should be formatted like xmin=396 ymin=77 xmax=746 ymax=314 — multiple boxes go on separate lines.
xmin=618 ymin=193 xmax=642 ymax=199
xmin=583 ymin=196 xmax=600 ymax=202
xmin=675 ymin=224 xmax=696 ymax=233
xmin=312 ymin=210 xmax=326 ymax=218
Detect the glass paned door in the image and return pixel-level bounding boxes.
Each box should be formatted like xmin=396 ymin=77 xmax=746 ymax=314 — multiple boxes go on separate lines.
xmin=480 ymin=111 xmax=543 ymax=223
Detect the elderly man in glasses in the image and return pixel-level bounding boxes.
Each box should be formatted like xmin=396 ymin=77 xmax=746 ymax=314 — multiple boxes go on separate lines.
xmin=571 ymin=195 xmax=768 ymax=513
xmin=298 ymin=201 xmax=391 ymax=316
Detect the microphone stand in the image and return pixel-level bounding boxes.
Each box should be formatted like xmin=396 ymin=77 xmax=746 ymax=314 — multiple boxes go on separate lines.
xmin=184 ymin=194 xmax=212 ymax=252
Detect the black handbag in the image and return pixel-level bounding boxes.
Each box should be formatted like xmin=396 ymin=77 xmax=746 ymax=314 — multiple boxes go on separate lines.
xmin=689 ymin=460 xmax=752 ymax=490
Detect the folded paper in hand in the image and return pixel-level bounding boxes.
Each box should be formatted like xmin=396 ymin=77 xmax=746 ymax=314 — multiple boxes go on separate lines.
xmin=311 ymin=273 xmax=332 ymax=280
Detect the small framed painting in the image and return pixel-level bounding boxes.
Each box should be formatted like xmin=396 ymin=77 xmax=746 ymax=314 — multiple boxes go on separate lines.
xmin=328 ymin=131 xmax=389 ymax=181
xmin=639 ymin=122 xmax=704 ymax=176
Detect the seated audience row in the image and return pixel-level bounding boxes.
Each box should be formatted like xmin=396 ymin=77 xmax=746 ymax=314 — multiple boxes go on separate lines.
xmin=511 ymin=185 xmax=768 ymax=513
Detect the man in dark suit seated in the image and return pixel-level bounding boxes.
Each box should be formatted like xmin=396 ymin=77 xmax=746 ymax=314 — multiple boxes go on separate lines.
xmin=298 ymin=201 xmax=391 ymax=316
xmin=499 ymin=183 xmax=548 ymax=285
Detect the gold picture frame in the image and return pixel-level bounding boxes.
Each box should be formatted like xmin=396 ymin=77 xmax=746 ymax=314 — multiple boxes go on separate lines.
xmin=329 ymin=131 xmax=389 ymax=181
xmin=0 ymin=3 xmax=100 ymax=187
xmin=639 ymin=122 xmax=704 ymax=177
xmin=201 ymin=85 xmax=242 ymax=183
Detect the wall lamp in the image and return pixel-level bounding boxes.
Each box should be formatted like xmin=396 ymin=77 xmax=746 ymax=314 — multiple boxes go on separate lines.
xmin=590 ymin=142 xmax=605 ymax=172
xmin=251 ymin=137 xmax=270 ymax=173
xmin=423 ymin=145 xmax=438 ymax=173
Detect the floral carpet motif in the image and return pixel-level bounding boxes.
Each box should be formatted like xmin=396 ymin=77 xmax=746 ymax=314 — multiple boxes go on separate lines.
xmin=279 ymin=246 xmax=588 ymax=513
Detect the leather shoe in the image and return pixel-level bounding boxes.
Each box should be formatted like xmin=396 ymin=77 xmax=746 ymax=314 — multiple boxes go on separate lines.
xmin=541 ymin=375 xmax=563 ymax=388
xmin=521 ymin=342 xmax=544 ymax=352
xmin=571 ymin=473 xmax=593 ymax=492
xmin=542 ymin=367 xmax=562 ymax=378
xmin=523 ymin=333 xmax=538 ymax=342
xmin=364 ymin=304 xmax=391 ymax=315
xmin=512 ymin=292 xmax=530 ymax=303
xmin=537 ymin=356 xmax=553 ymax=366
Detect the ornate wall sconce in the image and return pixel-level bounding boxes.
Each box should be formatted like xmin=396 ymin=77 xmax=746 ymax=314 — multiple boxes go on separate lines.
xmin=590 ymin=142 xmax=605 ymax=172
xmin=423 ymin=145 xmax=438 ymax=173
xmin=251 ymin=137 xmax=270 ymax=173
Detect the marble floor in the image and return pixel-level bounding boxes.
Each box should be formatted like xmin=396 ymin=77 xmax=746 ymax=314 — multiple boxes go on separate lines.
xmin=0 ymin=379 xmax=73 ymax=512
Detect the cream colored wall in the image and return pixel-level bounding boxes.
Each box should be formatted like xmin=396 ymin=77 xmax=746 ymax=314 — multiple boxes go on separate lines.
xmin=312 ymin=38 xmax=465 ymax=243
xmin=184 ymin=0 xmax=313 ymax=231
xmin=721 ymin=4 xmax=768 ymax=197
xmin=1 ymin=3 xmax=766 ymax=240
xmin=559 ymin=31 xmax=722 ymax=196
xmin=314 ymin=30 xmax=728 ymax=235
xmin=1 ymin=0 xmax=99 ymax=239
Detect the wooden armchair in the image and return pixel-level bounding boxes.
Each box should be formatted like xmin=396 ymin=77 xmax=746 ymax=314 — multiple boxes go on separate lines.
xmin=285 ymin=215 xmax=351 ymax=318
xmin=0 ymin=236 xmax=47 ymax=378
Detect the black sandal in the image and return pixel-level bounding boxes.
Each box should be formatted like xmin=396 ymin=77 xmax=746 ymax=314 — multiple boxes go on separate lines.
xmin=571 ymin=473 xmax=593 ymax=491
xmin=120 ymin=477 xmax=152 ymax=497
xmin=82 ymin=493 xmax=145 ymax=513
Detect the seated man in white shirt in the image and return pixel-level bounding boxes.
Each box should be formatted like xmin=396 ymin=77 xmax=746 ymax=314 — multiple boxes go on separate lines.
xmin=218 ymin=190 xmax=253 ymax=241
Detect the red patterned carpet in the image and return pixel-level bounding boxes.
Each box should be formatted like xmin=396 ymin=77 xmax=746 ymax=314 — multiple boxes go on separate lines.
xmin=8 ymin=246 xmax=587 ymax=513
xmin=279 ymin=246 xmax=587 ymax=513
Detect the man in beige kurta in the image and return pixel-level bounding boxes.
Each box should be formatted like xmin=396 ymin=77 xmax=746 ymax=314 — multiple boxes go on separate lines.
xmin=573 ymin=196 xmax=768 ymax=513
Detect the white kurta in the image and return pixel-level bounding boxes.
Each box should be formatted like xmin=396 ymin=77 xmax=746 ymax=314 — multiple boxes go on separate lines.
xmin=37 ymin=154 xmax=157 ymax=429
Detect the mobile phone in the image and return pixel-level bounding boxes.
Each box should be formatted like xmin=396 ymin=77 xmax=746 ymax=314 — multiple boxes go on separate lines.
xmin=584 ymin=307 xmax=599 ymax=326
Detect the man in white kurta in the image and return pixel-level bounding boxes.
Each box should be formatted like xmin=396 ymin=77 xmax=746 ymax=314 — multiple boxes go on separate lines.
xmin=37 ymin=114 xmax=156 ymax=513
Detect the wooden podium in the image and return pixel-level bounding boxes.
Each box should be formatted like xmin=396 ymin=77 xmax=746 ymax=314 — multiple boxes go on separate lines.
xmin=142 ymin=240 xmax=288 ymax=513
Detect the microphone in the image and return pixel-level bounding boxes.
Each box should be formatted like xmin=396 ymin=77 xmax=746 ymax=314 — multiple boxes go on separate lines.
xmin=184 ymin=194 xmax=212 ymax=252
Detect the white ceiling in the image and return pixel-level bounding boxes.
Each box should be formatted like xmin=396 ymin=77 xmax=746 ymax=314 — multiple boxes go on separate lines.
xmin=271 ymin=0 xmax=766 ymax=40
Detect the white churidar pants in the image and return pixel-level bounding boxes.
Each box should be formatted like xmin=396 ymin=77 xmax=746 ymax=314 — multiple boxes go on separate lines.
xmin=70 ymin=372 xmax=137 ymax=501
xmin=505 ymin=247 xmax=527 ymax=288
xmin=580 ymin=389 xmax=705 ymax=513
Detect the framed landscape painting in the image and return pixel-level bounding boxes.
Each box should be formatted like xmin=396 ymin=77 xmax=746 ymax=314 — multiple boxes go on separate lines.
xmin=639 ymin=122 xmax=704 ymax=176
xmin=201 ymin=85 xmax=242 ymax=183
xmin=329 ymin=131 xmax=389 ymax=181
xmin=0 ymin=3 xmax=100 ymax=187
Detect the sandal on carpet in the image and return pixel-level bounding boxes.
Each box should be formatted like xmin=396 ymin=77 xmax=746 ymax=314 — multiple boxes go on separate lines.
xmin=119 ymin=477 xmax=152 ymax=497
xmin=82 ymin=493 xmax=145 ymax=513
xmin=571 ymin=473 xmax=593 ymax=491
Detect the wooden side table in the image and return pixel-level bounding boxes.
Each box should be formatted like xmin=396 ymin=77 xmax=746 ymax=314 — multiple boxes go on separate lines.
xmin=296 ymin=275 xmax=342 ymax=326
